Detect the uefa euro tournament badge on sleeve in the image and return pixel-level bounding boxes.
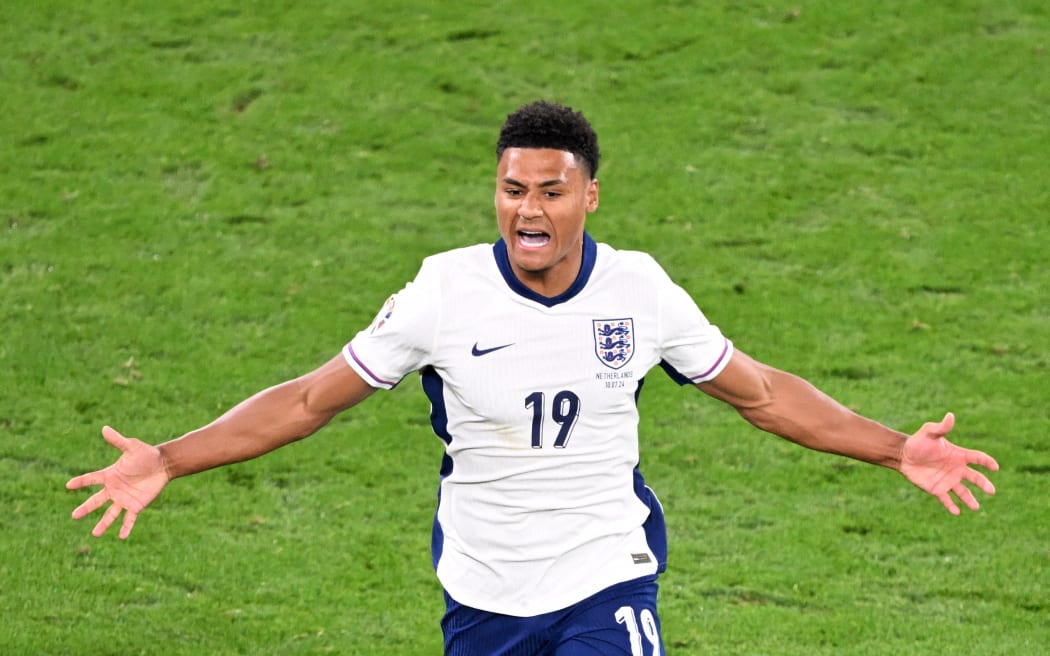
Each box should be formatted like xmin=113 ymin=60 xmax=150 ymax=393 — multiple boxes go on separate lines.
xmin=593 ymin=319 xmax=634 ymax=369
xmin=369 ymin=295 xmax=397 ymax=334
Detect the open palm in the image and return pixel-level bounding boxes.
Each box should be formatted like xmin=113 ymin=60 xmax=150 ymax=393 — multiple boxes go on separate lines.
xmin=899 ymin=412 xmax=999 ymax=515
xmin=67 ymin=426 xmax=171 ymax=539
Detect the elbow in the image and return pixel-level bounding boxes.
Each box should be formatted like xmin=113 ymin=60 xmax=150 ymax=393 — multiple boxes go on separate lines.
xmin=736 ymin=404 xmax=782 ymax=435
xmin=290 ymin=403 xmax=334 ymax=442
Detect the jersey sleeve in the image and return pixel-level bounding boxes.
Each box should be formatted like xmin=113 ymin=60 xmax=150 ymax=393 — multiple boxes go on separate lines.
xmin=342 ymin=258 xmax=442 ymax=389
xmin=653 ymin=259 xmax=734 ymax=385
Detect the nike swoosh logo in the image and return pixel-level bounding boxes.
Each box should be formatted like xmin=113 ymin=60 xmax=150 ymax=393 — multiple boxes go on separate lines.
xmin=471 ymin=342 xmax=515 ymax=357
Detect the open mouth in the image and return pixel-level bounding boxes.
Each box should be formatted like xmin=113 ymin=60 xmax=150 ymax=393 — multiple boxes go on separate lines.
xmin=517 ymin=230 xmax=550 ymax=248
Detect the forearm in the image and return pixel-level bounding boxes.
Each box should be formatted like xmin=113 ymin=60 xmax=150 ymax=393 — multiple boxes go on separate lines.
xmin=158 ymin=378 xmax=330 ymax=479
xmin=738 ymin=369 xmax=907 ymax=469
xmin=156 ymin=355 xmax=373 ymax=480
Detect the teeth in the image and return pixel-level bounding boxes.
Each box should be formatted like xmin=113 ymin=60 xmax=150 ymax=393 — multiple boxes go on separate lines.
xmin=518 ymin=231 xmax=550 ymax=247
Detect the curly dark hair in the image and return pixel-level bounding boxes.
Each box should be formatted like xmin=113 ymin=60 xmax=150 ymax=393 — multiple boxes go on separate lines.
xmin=496 ymin=101 xmax=600 ymax=178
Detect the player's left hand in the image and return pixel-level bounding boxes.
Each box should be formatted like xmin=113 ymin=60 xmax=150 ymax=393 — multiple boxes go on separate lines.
xmin=899 ymin=412 xmax=998 ymax=514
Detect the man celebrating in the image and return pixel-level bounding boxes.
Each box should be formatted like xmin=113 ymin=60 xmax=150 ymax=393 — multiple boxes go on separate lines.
xmin=69 ymin=101 xmax=998 ymax=655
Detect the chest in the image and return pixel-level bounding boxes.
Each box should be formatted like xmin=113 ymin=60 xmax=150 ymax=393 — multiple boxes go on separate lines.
xmin=429 ymin=296 xmax=660 ymax=440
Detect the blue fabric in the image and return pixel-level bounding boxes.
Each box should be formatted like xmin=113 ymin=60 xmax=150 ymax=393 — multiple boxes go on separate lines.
xmin=492 ymin=232 xmax=598 ymax=307
xmin=442 ymin=576 xmax=663 ymax=656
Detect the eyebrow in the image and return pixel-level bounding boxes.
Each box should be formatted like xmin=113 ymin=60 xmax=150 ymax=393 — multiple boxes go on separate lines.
xmin=502 ymin=177 xmax=567 ymax=188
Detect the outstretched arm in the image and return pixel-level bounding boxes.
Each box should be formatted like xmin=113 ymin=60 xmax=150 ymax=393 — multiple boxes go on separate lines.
xmin=67 ymin=354 xmax=375 ymax=538
xmin=697 ymin=349 xmax=998 ymax=513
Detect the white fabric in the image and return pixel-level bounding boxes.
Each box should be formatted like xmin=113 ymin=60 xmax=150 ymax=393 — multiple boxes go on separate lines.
xmin=343 ymin=239 xmax=732 ymax=616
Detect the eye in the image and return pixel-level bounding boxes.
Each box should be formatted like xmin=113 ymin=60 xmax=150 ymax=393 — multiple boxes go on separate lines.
xmin=504 ymin=188 xmax=523 ymax=197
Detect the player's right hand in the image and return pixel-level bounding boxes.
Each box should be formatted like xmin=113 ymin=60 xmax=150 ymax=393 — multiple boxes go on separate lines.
xmin=67 ymin=426 xmax=171 ymax=540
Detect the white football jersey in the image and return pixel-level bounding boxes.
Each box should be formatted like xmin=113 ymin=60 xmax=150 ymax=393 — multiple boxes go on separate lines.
xmin=344 ymin=234 xmax=732 ymax=616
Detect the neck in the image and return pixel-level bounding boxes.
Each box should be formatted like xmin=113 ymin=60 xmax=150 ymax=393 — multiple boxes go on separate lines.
xmin=493 ymin=233 xmax=595 ymax=308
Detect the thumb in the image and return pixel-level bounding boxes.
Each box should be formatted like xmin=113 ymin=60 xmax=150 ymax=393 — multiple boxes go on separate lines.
xmin=922 ymin=412 xmax=954 ymax=439
xmin=101 ymin=425 xmax=132 ymax=451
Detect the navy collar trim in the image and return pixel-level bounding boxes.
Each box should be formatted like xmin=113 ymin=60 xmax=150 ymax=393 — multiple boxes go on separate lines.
xmin=492 ymin=232 xmax=597 ymax=307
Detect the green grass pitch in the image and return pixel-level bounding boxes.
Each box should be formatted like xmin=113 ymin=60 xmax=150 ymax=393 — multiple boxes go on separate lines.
xmin=2 ymin=1 xmax=1048 ymax=654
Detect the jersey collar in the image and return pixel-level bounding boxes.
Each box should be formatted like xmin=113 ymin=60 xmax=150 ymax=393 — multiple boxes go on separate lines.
xmin=492 ymin=232 xmax=597 ymax=307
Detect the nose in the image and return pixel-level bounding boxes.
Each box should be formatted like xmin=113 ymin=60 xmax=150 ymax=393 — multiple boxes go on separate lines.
xmin=518 ymin=192 xmax=543 ymax=219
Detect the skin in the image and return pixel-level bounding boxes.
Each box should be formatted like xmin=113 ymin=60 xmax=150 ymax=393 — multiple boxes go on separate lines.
xmin=495 ymin=148 xmax=599 ymax=297
xmin=68 ymin=147 xmax=999 ymax=541
xmin=68 ymin=356 xmax=372 ymax=539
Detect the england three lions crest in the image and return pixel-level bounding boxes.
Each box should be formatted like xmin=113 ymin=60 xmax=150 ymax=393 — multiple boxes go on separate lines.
xmin=593 ymin=318 xmax=634 ymax=369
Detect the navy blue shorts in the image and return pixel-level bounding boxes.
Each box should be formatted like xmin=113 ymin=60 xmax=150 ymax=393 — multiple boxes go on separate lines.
xmin=441 ymin=575 xmax=663 ymax=656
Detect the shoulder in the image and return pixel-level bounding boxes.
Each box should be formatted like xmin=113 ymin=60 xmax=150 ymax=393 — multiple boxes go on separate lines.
xmin=420 ymin=243 xmax=492 ymax=268
xmin=415 ymin=243 xmax=493 ymax=280
xmin=594 ymin=242 xmax=674 ymax=281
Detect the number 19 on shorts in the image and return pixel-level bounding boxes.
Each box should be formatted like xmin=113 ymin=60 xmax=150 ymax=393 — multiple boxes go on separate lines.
xmin=615 ymin=606 xmax=661 ymax=656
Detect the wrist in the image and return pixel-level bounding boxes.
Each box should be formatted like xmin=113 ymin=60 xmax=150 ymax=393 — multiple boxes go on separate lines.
xmin=886 ymin=431 xmax=909 ymax=472
xmin=156 ymin=442 xmax=180 ymax=481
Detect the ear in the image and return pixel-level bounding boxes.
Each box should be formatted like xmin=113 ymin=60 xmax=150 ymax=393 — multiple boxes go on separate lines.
xmin=586 ymin=178 xmax=600 ymax=213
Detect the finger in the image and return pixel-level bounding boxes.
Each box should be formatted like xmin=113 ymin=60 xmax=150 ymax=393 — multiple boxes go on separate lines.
xmin=965 ymin=449 xmax=999 ymax=472
xmin=72 ymin=489 xmax=111 ymax=519
xmin=119 ymin=510 xmax=139 ymax=540
xmin=953 ymin=483 xmax=980 ymax=512
xmin=101 ymin=425 xmax=132 ymax=452
xmin=66 ymin=471 xmax=104 ymax=490
xmin=940 ymin=411 xmax=955 ymax=434
xmin=92 ymin=503 xmax=123 ymax=538
xmin=963 ymin=468 xmax=996 ymax=496
xmin=937 ymin=491 xmax=961 ymax=516
xmin=922 ymin=412 xmax=955 ymax=439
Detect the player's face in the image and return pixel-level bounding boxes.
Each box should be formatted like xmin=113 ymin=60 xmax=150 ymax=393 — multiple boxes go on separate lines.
xmin=495 ymin=147 xmax=599 ymax=297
